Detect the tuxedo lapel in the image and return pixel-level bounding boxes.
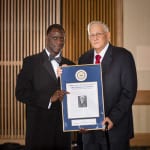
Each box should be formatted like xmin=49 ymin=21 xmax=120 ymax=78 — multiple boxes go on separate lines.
xmin=41 ymin=51 xmax=58 ymax=82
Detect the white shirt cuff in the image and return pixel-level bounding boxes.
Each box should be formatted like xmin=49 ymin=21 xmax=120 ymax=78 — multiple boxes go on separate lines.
xmin=48 ymin=100 xmax=52 ymax=109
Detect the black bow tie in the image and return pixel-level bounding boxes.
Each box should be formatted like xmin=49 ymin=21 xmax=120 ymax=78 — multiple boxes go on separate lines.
xmin=49 ymin=55 xmax=62 ymax=64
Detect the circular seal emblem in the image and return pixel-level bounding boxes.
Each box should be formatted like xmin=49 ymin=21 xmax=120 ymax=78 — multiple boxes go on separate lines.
xmin=75 ymin=70 xmax=87 ymax=81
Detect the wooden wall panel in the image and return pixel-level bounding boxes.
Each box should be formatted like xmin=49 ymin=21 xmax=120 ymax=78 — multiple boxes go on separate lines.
xmin=62 ymin=0 xmax=123 ymax=63
xmin=130 ymin=91 xmax=150 ymax=146
xmin=134 ymin=90 xmax=150 ymax=105
xmin=0 ymin=0 xmax=60 ymax=144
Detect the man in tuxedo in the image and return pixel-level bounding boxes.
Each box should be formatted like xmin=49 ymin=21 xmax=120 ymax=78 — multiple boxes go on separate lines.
xmin=15 ymin=24 xmax=75 ymax=150
xmin=78 ymin=21 xmax=137 ymax=150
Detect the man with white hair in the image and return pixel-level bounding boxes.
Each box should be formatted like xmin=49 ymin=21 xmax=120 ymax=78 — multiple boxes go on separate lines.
xmin=78 ymin=21 xmax=137 ymax=150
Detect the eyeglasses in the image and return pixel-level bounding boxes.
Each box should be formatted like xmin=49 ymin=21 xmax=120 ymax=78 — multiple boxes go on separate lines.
xmin=89 ymin=32 xmax=106 ymax=39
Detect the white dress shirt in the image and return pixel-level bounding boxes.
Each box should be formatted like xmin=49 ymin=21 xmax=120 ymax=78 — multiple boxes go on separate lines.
xmin=94 ymin=43 xmax=109 ymax=64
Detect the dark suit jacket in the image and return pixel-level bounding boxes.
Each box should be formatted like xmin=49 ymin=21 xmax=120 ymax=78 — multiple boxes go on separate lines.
xmin=15 ymin=50 xmax=75 ymax=149
xmin=78 ymin=44 xmax=137 ymax=144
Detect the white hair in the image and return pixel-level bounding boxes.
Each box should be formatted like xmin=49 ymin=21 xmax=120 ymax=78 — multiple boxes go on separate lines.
xmin=87 ymin=21 xmax=109 ymax=35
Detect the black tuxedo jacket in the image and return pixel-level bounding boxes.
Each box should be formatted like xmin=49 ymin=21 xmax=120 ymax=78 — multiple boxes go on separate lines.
xmin=78 ymin=44 xmax=137 ymax=144
xmin=16 ymin=50 xmax=75 ymax=149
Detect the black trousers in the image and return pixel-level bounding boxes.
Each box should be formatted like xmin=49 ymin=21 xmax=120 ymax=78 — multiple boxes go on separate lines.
xmin=83 ymin=140 xmax=130 ymax=150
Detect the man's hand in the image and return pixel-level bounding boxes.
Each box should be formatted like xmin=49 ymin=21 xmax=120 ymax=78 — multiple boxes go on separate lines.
xmin=102 ymin=117 xmax=114 ymax=130
xmin=79 ymin=128 xmax=89 ymax=134
xmin=51 ymin=90 xmax=70 ymax=102
xmin=57 ymin=64 xmax=68 ymax=77
xmin=78 ymin=117 xmax=113 ymax=133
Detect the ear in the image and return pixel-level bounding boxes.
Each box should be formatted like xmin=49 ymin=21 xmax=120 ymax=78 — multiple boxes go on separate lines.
xmin=45 ymin=35 xmax=48 ymax=44
xmin=107 ymin=32 xmax=111 ymax=42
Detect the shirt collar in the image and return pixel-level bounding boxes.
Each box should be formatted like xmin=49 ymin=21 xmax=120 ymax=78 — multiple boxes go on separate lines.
xmin=94 ymin=43 xmax=109 ymax=61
